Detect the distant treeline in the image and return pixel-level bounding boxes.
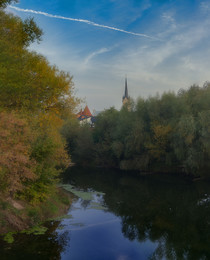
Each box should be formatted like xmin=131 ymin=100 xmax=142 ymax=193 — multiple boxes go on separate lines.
xmin=63 ymin=84 xmax=210 ymax=178
xmin=0 ymin=1 xmax=78 ymax=202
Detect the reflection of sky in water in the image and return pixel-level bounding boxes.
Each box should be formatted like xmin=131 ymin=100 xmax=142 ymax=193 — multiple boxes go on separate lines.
xmin=1 ymin=169 xmax=209 ymax=259
xmin=57 ymin=188 xmax=159 ymax=260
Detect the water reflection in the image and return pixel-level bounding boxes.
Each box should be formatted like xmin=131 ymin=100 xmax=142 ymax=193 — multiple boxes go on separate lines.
xmin=1 ymin=167 xmax=210 ymax=260
xmin=0 ymin=221 xmax=70 ymax=260
xmin=63 ymin=167 xmax=210 ymax=260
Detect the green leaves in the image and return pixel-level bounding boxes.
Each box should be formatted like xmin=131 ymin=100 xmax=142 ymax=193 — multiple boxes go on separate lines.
xmin=22 ymin=17 xmax=43 ymax=46
xmin=0 ymin=9 xmax=76 ymax=115
xmin=89 ymin=84 xmax=210 ymax=177
xmin=0 ymin=7 xmax=77 ymax=202
xmin=0 ymin=0 xmax=18 ymax=9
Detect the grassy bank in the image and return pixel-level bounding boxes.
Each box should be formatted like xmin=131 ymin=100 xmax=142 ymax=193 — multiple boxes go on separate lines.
xmin=0 ymin=187 xmax=73 ymax=235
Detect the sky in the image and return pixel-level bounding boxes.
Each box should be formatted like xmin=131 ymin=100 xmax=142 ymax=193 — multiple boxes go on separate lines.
xmin=7 ymin=0 xmax=210 ymax=111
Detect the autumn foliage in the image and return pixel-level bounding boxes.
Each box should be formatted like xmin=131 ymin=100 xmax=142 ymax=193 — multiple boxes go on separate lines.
xmin=0 ymin=1 xmax=78 ymax=202
xmin=0 ymin=112 xmax=36 ymax=195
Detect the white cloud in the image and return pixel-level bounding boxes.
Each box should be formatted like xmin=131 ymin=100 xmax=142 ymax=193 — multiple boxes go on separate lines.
xmin=30 ymin=12 xmax=210 ymax=109
xmin=162 ymin=12 xmax=177 ymax=30
xmin=99 ymin=13 xmax=210 ymax=101
xmin=84 ymin=48 xmax=110 ymax=65
xmin=9 ymin=2 xmax=210 ymax=110
xmin=8 ymin=5 xmax=158 ymax=40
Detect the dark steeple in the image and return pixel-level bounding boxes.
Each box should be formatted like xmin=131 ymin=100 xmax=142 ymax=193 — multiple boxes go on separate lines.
xmin=122 ymin=76 xmax=131 ymax=110
xmin=125 ymin=77 xmax=128 ymax=98
xmin=123 ymin=76 xmax=129 ymax=101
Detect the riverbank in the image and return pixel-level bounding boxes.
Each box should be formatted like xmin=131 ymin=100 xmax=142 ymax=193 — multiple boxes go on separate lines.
xmin=0 ymin=187 xmax=73 ymax=235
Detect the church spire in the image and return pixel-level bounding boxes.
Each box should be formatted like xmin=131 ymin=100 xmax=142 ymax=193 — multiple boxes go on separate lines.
xmin=123 ymin=76 xmax=129 ymax=102
xmin=124 ymin=76 xmax=128 ymax=99
xmin=122 ymin=76 xmax=131 ymax=110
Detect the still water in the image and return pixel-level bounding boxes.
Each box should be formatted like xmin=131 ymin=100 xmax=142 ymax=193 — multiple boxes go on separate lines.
xmin=1 ymin=167 xmax=210 ymax=259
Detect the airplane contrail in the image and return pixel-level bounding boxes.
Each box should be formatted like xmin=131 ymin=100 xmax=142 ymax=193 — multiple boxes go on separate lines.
xmin=9 ymin=5 xmax=158 ymax=40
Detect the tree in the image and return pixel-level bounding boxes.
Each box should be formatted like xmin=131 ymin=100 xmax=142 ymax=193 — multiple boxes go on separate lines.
xmin=0 ymin=112 xmax=36 ymax=195
xmin=0 ymin=5 xmax=79 ymax=202
xmin=0 ymin=0 xmax=18 ymax=9
xmin=89 ymin=84 xmax=210 ymax=176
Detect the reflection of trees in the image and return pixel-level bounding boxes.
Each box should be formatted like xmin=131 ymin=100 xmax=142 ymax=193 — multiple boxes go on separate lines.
xmin=64 ymin=167 xmax=210 ymax=259
xmin=0 ymin=222 xmax=70 ymax=260
xmin=111 ymin=178 xmax=210 ymax=260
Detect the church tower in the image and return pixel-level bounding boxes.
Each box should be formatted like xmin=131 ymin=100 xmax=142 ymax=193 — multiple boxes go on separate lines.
xmin=122 ymin=77 xmax=130 ymax=106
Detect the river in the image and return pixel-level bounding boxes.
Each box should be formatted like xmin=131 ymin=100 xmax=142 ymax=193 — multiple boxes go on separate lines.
xmin=1 ymin=167 xmax=210 ymax=259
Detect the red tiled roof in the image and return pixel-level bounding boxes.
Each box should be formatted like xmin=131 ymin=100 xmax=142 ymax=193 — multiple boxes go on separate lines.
xmin=83 ymin=106 xmax=92 ymax=117
xmin=77 ymin=106 xmax=92 ymax=118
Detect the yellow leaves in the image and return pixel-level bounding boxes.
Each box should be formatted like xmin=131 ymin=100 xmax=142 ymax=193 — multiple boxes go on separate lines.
xmin=37 ymin=111 xmax=63 ymax=131
xmin=0 ymin=112 xmax=37 ymax=195
xmin=0 ymin=13 xmax=78 ymax=115
xmin=147 ymin=124 xmax=172 ymax=160
xmin=0 ymin=8 xmax=76 ymax=202
xmin=153 ymin=124 xmax=172 ymax=145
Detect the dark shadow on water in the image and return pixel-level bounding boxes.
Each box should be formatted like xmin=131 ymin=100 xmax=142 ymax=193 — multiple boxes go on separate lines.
xmin=0 ymin=221 xmax=70 ymax=260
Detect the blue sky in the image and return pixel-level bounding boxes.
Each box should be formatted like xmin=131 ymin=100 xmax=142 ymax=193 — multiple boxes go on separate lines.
xmin=7 ymin=0 xmax=210 ymax=111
